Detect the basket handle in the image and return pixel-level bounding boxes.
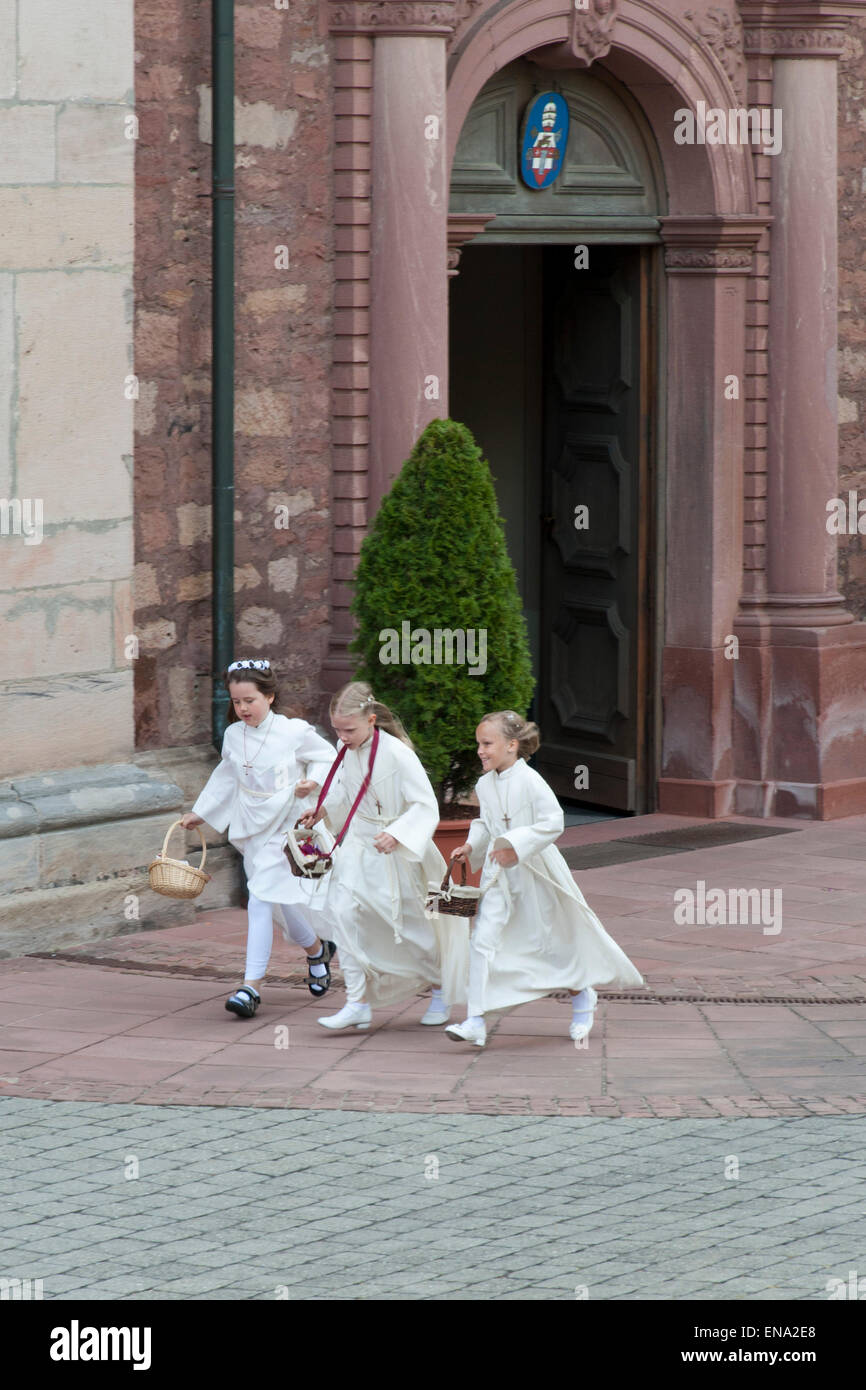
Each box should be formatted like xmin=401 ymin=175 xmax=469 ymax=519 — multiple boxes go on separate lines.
xmin=440 ymin=859 xmax=467 ymax=892
xmin=162 ymin=820 xmax=208 ymax=870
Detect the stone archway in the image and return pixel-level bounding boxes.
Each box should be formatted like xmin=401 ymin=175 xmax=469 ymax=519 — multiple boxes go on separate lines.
xmin=325 ymin=0 xmax=866 ymax=818
xmin=445 ymin=0 xmax=765 ymax=816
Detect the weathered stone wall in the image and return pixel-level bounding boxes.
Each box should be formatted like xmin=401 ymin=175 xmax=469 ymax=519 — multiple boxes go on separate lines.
xmin=838 ymin=17 xmax=866 ymax=617
xmin=0 ymin=0 xmax=135 ymax=777
xmin=133 ymin=0 xmax=334 ymax=751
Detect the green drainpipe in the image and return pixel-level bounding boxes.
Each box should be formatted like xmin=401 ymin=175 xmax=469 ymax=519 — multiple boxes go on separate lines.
xmin=211 ymin=0 xmax=235 ymax=749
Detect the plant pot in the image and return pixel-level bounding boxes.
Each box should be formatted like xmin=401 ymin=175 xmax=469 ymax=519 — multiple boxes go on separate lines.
xmin=433 ymin=812 xmax=482 ymax=888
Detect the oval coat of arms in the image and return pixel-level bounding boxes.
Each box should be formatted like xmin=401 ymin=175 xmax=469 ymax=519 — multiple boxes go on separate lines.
xmin=520 ymin=92 xmax=569 ymax=190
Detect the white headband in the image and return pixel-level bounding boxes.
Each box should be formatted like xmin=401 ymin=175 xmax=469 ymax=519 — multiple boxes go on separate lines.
xmin=228 ymin=659 xmax=270 ymax=673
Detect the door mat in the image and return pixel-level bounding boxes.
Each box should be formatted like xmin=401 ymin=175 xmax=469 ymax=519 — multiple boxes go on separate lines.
xmin=561 ymin=822 xmax=797 ymax=870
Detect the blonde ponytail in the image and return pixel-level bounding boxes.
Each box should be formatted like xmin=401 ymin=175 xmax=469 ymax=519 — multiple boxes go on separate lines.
xmin=330 ymin=680 xmax=414 ymax=747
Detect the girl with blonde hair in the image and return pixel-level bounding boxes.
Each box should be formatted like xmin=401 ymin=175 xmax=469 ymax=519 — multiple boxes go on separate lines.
xmin=445 ymin=710 xmax=643 ymax=1048
xmin=299 ymin=680 xmax=451 ymax=1031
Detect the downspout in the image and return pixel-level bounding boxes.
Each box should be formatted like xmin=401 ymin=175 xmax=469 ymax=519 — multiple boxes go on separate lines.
xmin=211 ymin=0 xmax=235 ymax=749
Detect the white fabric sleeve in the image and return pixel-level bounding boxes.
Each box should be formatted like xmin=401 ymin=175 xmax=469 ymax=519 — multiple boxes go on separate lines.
xmin=294 ymin=722 xmax=337 ymax=789
xmin=191 ymin=735 xmax=237 ymax=832
xmin=387 ymin=744 xmax=441 ymax=863
xmin=498 ymin=772 xmax=564 ymax=862
xmin=467 ymin=811 xmax=491 ymax=872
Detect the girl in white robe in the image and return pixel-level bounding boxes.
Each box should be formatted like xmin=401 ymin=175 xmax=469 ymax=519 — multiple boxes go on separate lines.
xmin=445 ymin=710 xmax=644 ymax=1048
xmin=298 ymin=680 xmax=448 ymax=1031
xmin=180 ymin=659 xmax=339 ymax=1018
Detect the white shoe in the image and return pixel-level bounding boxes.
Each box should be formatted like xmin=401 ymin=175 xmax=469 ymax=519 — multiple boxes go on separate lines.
xmin=420 ymin=1000 xmax=451 ymax=1026
xmin=445 ymin=1017 xmax=487 ymax=1047
xmin=569 ymin=987 xmax=598 ymax=1042
xmin=317 ymin=1001 xmax=372 ymax=1031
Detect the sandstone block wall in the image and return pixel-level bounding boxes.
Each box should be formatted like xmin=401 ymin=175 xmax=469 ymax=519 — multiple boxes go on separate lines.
xmin=133 ymin=0 xmax=335 ymax=750
xmin=0 ymin=0 xmax=136 ymax=777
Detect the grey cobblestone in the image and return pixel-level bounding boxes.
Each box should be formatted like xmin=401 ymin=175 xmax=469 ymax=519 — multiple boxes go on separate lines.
xmin=1 ymin=1097 xmax=865 ymax=1299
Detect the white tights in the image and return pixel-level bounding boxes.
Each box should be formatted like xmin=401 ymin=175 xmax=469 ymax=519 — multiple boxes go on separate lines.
xmin=245 ymin=891 xmax=318 ymax=981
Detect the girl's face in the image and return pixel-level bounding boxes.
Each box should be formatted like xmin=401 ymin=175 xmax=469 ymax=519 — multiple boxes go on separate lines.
xmin=477 ymin=720 xmax=518 ymax=774
xmin=332 ymin=711 xmax=376 ymax=750
xmin=229 ymin=681 xmax=274 ymax=727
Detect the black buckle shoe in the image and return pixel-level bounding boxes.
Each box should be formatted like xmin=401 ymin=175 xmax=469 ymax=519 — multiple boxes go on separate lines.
xmin=306 ymin=940 xmax=337 ymax=997
xmin=226 ymin=985 xmax=261 ymax=1018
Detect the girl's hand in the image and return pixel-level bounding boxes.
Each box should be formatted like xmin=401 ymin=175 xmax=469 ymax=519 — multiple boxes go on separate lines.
xmin=179 ymin=813 xmax=204 ymax=829
xmin=297 ymin=809 xmax=322 ymax=829
xmin=450 ymin=843 xmax=472 ymax=864
xmin=374 ymin=832 xmax=399 ymax=855
xmin=295 ymin=779 xmax=319 ymax=798
xmin=490 ymin=846 xmax=519 ymax=868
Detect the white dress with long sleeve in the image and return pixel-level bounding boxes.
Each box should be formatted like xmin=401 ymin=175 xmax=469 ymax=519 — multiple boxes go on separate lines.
xmin=466 ymin=757 xmax=644 ymax=1014
xmin=192 ymin=712 xmax=337 ymax=920
xmin=320 ymin=728 xmax=448 ymax=1007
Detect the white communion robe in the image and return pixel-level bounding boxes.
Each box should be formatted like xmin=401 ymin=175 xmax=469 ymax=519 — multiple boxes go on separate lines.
xmin=320 ymin=728 xmax=448 ymax=1007
xmin=192 ymin=712 xmax=338 ymax=928
xmin=466 ymin=758 xmax=644 ymax=1014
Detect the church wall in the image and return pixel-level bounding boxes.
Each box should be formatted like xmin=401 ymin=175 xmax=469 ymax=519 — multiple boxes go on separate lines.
xmin=132 ymin=0 xmax=336 ymax=751
xmin=0 ymin=0 xmax=135 ymax=777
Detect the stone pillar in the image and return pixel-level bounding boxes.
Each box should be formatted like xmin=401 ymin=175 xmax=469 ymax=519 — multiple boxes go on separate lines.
xmin=369 ymin=31 xmax=450 ymax=509
xmin=759 ymin=57 xmax=848 ymax=623
xmin=735 ymin=8 xmax=866 ymax=818
xmin=324 ymin=0 xmax=456 ymax=698
xmin=657 ymin=217 xmax=766 ymax=819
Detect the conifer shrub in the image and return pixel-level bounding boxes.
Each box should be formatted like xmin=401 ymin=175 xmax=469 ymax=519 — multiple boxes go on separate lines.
xmin=350 ymin=418 xmax=534 ymax=806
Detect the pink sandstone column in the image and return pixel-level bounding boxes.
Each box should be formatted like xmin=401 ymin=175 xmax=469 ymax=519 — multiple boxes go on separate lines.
xmin=762 ymin=56 xmax=849 ymax=625
xmin=322 ymin=1 xmax=455 ymax=702
xmin=734 ymin=11 xmax=866 ymax=818
xmin=657 ymin=217 xmax=766 ymax=819
xmin=369 ymin=35 xmax=449 ymax=509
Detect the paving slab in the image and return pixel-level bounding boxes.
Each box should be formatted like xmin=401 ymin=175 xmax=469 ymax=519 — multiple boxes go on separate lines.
xmin=1 ymin=1099 xmax=863 ymax=1300
xmin=1 ymin=811 xmax=865 ymax=1116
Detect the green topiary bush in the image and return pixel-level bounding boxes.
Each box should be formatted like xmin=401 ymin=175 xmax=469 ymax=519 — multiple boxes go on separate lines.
xmin=350 ymin=418 xmax=534 ymax=806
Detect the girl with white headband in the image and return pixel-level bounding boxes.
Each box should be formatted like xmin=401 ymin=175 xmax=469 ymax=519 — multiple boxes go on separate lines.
xmin=298 ymin=679 xmax=451 ymax=1032
xmin=179 ymin=659 xmax=339 ymax=1019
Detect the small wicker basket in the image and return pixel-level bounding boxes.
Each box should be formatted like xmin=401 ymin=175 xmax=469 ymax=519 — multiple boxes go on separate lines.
xmin=426 ymin=860 xmax=482 ymax=919
xmin=148 ymin=820 xmax=210 ymax=900
xmin=284 ymin=821 xmax=333 ymax=878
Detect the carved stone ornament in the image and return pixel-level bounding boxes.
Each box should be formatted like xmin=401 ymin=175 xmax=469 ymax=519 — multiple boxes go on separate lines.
xmin=742 ymin=25 xmax=848 ymax=57
xmin=660 ymin=214 xmax=769 ymax=274
xmin=329 ymin=0 xmax=458 ymax=36
xmin=570 ymin=0 xmax=618 ymax=69
xmin=448 ymin=0 xmax=487 ymax=43
xmin=664 ymin=247 xmax=754 ymax=269
xmin=684 ymin=7 xmax=747 ymax=105
xmin=447 ymin=212 xmax=496 ymax=277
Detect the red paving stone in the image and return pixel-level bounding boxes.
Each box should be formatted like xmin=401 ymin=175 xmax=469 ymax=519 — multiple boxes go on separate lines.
xmin=3 ymin=811 xmax=866 ymax=1116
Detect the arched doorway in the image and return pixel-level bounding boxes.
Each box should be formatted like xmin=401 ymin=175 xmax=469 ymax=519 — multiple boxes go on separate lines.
xmin=448 ymin=58 xmax=665 ymax=813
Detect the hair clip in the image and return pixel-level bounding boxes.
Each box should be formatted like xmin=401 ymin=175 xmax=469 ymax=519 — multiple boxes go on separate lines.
xmin=228 ymin=659 xmax=271 ymax=672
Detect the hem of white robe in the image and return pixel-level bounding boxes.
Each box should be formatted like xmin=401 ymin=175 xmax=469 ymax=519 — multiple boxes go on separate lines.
xmin=477 ymin=964 xmax=644 ymax=1014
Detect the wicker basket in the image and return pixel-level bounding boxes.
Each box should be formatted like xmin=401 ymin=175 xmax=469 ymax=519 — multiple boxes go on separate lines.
xmin=284 ymin=821 xmax=334 ymax=878
xmin=148 ymin=821 xmax=210 ymax=900
xmin=426 ymin=860 xmax=482 ymax=919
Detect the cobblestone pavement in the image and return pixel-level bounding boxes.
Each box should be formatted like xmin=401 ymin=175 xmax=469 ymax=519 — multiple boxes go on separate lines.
xmin=1 ymin=1097 xmax=864 ymax=1301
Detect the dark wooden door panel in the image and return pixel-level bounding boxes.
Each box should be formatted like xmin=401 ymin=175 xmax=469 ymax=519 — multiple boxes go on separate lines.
xmin=538 ymin=244 xmax=645 ymax=812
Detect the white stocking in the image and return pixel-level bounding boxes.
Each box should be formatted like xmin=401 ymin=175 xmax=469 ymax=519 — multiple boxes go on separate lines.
xmin=245 ymin=892 xmax=275 ymax=981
